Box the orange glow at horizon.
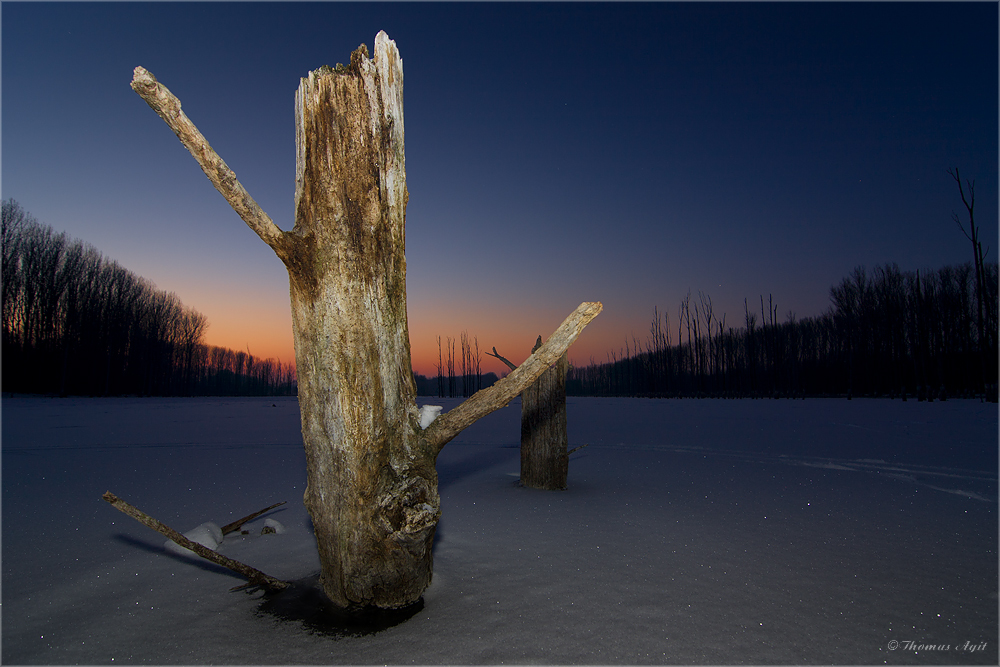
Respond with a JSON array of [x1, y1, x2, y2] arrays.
[[183, 289, 297, 369], [202, 324, 614, 377], [407, 328, 616, 379], [197, 301, 622, 381], [201, 324, 296, 367], [406, 302, 621, 379]]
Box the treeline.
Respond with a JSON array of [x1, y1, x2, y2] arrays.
[[2, 199, 295, 396], [413, 372, 499, 397], [568, 262, 998, 401], [181, 345, 297, 397], [426, 331, 500, 397]]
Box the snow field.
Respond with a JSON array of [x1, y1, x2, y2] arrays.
[[2, 395, 996, 664]]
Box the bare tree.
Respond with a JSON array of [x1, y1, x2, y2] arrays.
[[0, 203, 222, 396], [699, 291, 714, 391], [435, 335, 444, 398], [474, 335, 482, 392], [130, 32, 600, 610], [447, 336, 456, 398], [177, 307, 208, 394], [742, 298, 758, 396], [949, 168, 992, 400]]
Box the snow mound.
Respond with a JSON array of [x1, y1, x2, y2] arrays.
[[164, 521, 223, 557], [418, 405, 442, 429], [263, 518, 285, 534]]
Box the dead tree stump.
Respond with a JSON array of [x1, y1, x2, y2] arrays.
[[520, 338, 569, 490], [131, 31, 601, 610], [489, 338, 570, 490]]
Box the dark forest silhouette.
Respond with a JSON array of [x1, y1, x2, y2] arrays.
[[2, 200, 295, 396], [567, 261, 998, 400], [5, 200, 997, 402], [413, 371, 499, 398]]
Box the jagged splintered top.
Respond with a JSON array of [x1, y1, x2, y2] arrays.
[[317, 41, 370, 75], [293, 31, 406, 233], [303, 31, 400, 85]]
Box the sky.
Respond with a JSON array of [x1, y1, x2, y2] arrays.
[[3, 2, 997, 377]]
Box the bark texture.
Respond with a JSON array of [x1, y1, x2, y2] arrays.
[[520, 344, 569, 490], [288, 35, 436, 610], [131, 31, 601, 610]]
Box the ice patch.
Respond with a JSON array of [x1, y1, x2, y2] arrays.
[[164, 521, 223, 557], [800, 461, 856, 471], [925, 486, 995, 502]]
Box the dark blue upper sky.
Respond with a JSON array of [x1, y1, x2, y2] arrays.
[[3, 2, 997, 373]]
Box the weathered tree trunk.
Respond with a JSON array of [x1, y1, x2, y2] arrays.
[[131, 31, 600, 611], [288, 38, 434, 611], [520, 341, 569, 490]]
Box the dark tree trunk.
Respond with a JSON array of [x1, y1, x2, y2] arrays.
[[520, 343, 569, 490]]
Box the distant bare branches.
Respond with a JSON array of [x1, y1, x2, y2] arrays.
[[423, 302, 602, 453], [486, 346, 516, 371], [949, 167, 993, 400], [569, 261, 997, 400]]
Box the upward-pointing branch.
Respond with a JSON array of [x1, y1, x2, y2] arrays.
[[486, 346, 517, 371], [131, 67, 291, 261]]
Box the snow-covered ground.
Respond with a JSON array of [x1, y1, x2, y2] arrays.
[[2, 395, 997, 665]]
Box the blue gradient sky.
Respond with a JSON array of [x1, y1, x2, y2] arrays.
[[3, 2, 997, 376]]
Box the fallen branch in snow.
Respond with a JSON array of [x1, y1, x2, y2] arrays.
[[220, 501, 287, 535], [567, 444, 589, 455], [102, 491, 289, 592]]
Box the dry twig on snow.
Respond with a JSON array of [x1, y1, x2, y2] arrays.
[[102, 491, 289, 592], [221, 501, 287, 535]]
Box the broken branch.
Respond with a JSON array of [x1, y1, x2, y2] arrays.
[[485, 346, 516, 371], [424, 301, 602, 454], [102, 491, 288, 592], [221, 501, 287, 535]]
